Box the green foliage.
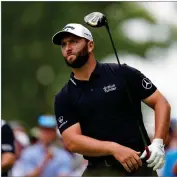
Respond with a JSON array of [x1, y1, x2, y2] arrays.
[[1, 2, 175, 128]]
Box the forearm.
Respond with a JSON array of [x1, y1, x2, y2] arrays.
[[154, 99, 171, 141], [65, 134, 117, 156], [25, 167, 43, 177], [2, 153, 16, 172]]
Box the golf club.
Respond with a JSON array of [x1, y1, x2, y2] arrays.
[[84, 12, 151, 159]]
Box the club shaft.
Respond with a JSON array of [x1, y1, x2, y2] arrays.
[[105, 21, 149, 153], [138, 121, 148, 146], [105, 24, 121, 65]]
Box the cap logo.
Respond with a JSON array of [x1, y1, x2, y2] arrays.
[[63, 26, 75, 31], [84, 33, 91, 38]]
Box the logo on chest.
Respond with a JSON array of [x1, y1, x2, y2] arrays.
[[103, 84, 117, 93]]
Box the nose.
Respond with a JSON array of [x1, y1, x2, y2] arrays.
[[65, 43, 72, 53]]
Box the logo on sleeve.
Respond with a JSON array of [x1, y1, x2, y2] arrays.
[[58, 116, 64, 123], [142, 78, 152, 89], [58, 116, 68, 129]]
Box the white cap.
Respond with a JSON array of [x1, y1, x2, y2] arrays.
[[52, 23, 93, 45]]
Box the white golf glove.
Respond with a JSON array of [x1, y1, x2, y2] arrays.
[[140, 138, 165, 171]]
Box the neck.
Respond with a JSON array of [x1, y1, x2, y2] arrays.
[[72, 54, 96, 80]]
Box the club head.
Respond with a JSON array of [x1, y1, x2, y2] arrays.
[[84, 12, 107, 27]]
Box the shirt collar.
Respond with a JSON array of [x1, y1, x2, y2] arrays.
[[90, 61, 102, 77], [69, 61, 102, 86]]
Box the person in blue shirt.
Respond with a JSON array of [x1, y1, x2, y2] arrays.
[[162, 119, 177, 177], [14, 115, 73, 177], [162, 148, 177, 176], [173, 160, 177, 176]]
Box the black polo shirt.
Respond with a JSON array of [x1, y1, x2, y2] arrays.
[[54, 62, 157, 161], [1, 120, 15, 176]]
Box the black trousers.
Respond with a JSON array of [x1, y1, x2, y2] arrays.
[[82, 163, 158, 176]]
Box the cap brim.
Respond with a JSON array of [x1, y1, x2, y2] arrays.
[[38, 115, 56, 128], [52, 31, 80, 45]]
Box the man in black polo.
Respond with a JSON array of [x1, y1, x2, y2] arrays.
[[52, 23, 171, 176], [1, 119, 16, 176]]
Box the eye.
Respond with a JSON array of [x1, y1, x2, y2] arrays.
[[61, 42, 66, 48], [71, 39, 77, 44]]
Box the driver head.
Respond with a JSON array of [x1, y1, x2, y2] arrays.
[[84, 12, 107, 27]]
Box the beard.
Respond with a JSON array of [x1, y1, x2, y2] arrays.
[[64, 44, 89, 69]]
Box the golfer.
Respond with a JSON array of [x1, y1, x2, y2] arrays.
[[52, 23, 171, 176]]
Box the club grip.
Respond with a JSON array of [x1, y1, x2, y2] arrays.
[[145, 146, 151, 159]]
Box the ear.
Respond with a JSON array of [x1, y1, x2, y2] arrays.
[[88, 41, 94, 53]]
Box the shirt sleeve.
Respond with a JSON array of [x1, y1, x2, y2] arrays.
[[121, 64, 157, 100], [54, 89, 79, 134], [1, 123, 15, 154]]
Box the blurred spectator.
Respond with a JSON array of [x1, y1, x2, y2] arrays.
[[165, 118, 177, 150], [13, 115, 73, 177], [162, 148, 177, 176], [56, 129, 87, 176], [9, 121, 30, 159], [10, 122, 30, 177], [173, 160, 177, 176], [69, 153, 88, 177], [161, 118, 177, 176], [1, 119, 16, 176]]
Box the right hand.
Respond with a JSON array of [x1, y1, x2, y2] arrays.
[[35, 148, 53, 176], [111, 144, 142, 172], [43, 149, 53, 164]]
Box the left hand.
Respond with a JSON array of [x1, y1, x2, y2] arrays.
[[140, 139, 165, 171]]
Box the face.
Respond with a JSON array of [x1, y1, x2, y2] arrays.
[[61, 34, 93, 68], [39, 127, 57, 145]]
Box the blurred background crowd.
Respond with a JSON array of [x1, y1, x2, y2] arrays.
[[2, 115, 88, 177], [1, 1, 177, 177]]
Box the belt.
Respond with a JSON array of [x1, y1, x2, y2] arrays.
[[88, 159, 125, 170]]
